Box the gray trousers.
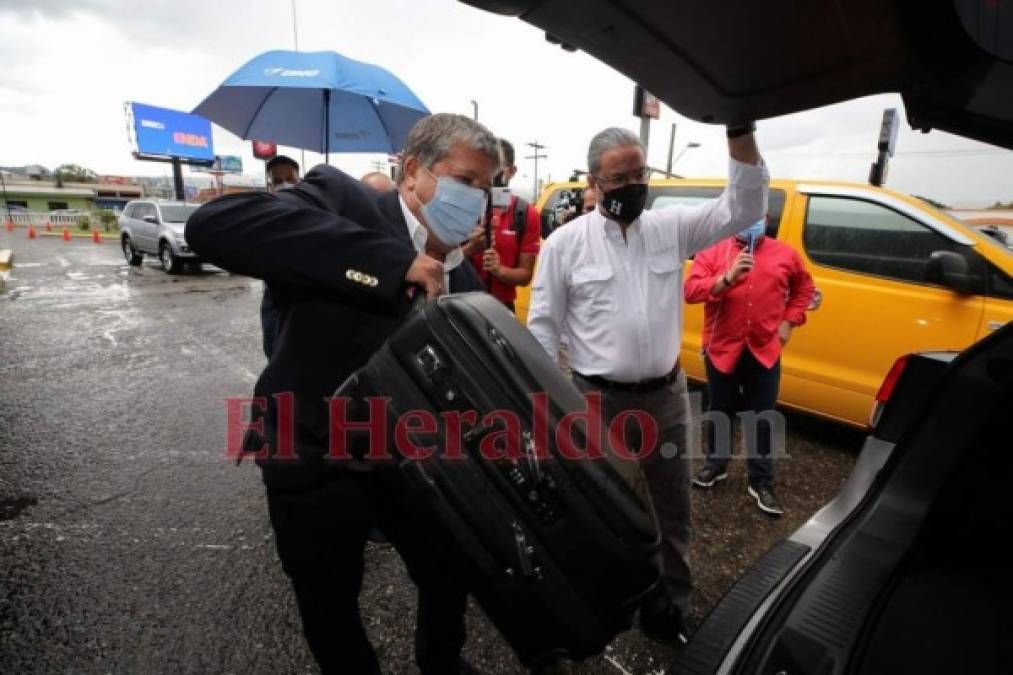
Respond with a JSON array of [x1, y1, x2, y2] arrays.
[[573, 371, 693, 614]]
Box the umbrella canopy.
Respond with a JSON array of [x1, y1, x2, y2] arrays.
[[193, 50, 430, 157]]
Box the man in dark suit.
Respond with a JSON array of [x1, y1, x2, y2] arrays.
[[186, 113, 499, 675]]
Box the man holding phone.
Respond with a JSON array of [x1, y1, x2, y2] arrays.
[[684, 216, 815, 515], [464, 138, 541, 311]]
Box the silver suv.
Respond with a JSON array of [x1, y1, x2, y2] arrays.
[[119, 200, 201, 273]]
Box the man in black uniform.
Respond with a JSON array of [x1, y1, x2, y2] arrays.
[[186, 113, 500, 674]]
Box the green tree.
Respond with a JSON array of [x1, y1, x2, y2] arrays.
[[52, 164, 98, 184]]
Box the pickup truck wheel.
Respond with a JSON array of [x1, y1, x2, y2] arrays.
[[122, 237, 142, 266], [160, 242, 182, 274]]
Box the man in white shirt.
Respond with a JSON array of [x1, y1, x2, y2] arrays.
[[527, 124, 769, 643]]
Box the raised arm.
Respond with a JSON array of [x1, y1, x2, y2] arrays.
[[728, 127, 762, 167], [666, 128, 770, 259]]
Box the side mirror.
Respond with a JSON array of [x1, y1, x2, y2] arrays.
[[143, 215, 157, 224], [925, 250, 971, 294]]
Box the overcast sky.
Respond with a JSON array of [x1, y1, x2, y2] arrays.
[[2, 0, 1012, 207]]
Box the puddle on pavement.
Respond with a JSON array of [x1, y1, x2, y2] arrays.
[[0, 496, 38, 522]]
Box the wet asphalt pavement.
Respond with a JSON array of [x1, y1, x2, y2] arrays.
[[0, 231, 859, 674]]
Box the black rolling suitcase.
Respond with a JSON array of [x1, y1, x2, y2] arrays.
[[335, 292, 661, 665]]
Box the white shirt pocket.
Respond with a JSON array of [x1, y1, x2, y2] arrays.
[[571, 264, 617, 318], [647, 251, 683, 308]]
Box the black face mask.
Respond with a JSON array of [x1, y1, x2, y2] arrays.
[[493, 171, 507, 188], [600, 183, 648, 222]]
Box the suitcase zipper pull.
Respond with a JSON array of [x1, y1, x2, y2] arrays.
[[522, 430, 542, 482], [511, 521, 539, 578]]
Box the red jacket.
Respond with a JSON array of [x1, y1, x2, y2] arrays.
[[470, 196, 540, 306], [684, 236, 815, 373]]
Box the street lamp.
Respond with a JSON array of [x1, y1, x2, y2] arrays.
[[672, 142, 701, 167]]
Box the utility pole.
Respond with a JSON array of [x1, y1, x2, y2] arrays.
[[470, 100, 478, 121], [525, 141, 547, 201], [665, 123, 677, 175], [292, 0, 305, 173], [0, 168, 10, 224]]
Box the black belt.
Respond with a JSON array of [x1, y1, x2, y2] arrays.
[[575, 362, 681, 394]]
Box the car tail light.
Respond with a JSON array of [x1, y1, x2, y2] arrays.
[[868, 355, 911, 429]]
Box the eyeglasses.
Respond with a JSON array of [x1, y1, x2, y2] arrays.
[[592, 166, 649, 189]]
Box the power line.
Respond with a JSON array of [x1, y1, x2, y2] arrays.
[[764, 148, 1010, 159]]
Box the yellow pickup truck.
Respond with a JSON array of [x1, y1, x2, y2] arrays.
[[519, 178, 1013, 428]]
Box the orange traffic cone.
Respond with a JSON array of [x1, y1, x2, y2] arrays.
[[28, 224, 37, 239], [92, 229, 101, 244], [5, 220, 13, 232], [62, 227, 71, 242], [45, 221, 53, 232]]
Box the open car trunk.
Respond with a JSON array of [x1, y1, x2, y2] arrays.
[[670, 324, 1013, 674], [461, 0, 1013, 149]]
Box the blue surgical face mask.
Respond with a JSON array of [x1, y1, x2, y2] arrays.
[[419, 169, 488, 247], [735, 219, 766, 250]]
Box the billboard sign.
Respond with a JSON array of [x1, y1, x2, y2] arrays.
[[252, 140, 277, 160], [127, 102, 215, 161], [212, 155, 243, 174]]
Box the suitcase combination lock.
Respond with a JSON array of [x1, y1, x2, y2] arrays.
[[415, 344, 444, 377]]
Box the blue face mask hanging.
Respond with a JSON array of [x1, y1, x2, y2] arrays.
[[419, 169, 488, 247], [735, 219, 766, 253]]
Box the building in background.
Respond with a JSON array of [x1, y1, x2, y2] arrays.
[[0, 181, 95, 212], [95, 176, 143, 211], [1, 166, 266, 212]]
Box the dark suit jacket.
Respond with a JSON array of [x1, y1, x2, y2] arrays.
[[187, 165, 483, 490]]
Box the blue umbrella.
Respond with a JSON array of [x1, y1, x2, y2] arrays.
[[193, 50, 430, 160]]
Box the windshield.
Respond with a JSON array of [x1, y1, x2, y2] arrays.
[[920, 201, 1013, 256], [159, 205, 198, 223], [976, 226, 1013, 254]]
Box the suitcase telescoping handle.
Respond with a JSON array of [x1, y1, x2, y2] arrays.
[[404, 283, 429, 316]]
